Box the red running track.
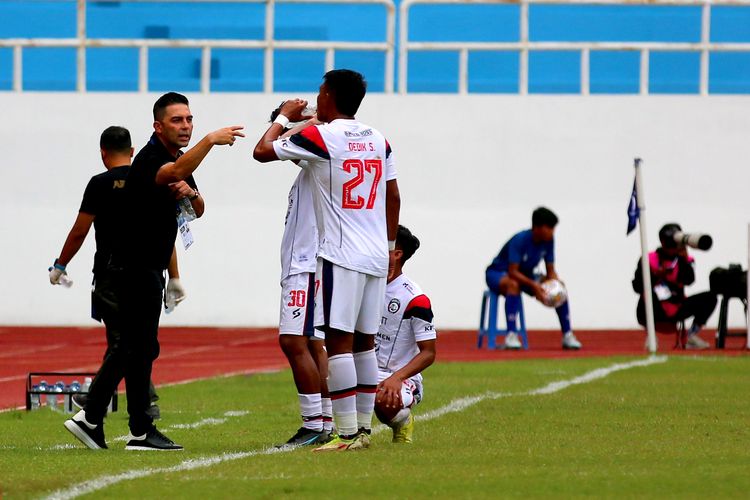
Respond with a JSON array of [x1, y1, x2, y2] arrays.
[[0, 326, 746, 410]]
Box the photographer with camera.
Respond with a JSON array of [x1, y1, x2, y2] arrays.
[[632, 223, 717, 349]]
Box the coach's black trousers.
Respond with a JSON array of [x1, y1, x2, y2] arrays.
[[637, 291, 718, 327], [91, 275, 160, 404], [85, 267, 164, 435]]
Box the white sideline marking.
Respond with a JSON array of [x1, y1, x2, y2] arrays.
[[47, 411, 252, 449], [406, 356, 668, 426], [223, 410, 250, 417], [111, 411, 251, 442], [43, 356, 667, 500]]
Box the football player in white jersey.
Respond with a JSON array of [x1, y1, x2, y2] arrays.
[[269, 107, 333, 448], [254, 70, 401, 451], [375, 225, 436, 444]]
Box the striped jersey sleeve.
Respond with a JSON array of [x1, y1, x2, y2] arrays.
[[273, 125, 330, 162], [404, 294, 436, 342]]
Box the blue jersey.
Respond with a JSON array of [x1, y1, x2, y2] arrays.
[[487, 229, 555, 276]]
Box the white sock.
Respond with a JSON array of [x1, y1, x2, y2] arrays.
[[353, 348, 377, 431], [298, 393, 323, 432], [389, 408, 410, 428], [321, 397, 333, 432], [327, 353, 358, 437]]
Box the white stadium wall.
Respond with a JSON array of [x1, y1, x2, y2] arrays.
[[1, 93, 748, 330]]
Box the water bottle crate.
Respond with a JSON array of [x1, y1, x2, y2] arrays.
[[25, 371, 118, 413]]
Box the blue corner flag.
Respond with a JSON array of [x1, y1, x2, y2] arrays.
[[626, 179, 639, 235]]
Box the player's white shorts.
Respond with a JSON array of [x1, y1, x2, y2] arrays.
[[315, 258, 386, 335], [378, 370, 423, 409], [279, 272, 323, 339]]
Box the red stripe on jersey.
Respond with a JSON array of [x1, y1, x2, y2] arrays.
[[406, 294, 431, 311], [300, 126, 328, 154], [330, 389, 356, 400]]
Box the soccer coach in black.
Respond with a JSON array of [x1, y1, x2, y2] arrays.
[[64, 93, 244, 451]]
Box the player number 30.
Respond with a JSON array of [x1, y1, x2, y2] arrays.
[[288, 290, 307, 307]]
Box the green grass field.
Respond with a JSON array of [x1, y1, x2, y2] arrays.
[[2, 355, 749, 499]]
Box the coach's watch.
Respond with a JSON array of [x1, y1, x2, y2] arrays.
[[189, 189, 199, 201]]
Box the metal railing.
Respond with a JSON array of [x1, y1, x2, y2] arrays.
[[4, 0, 750, 94], [0, 0, 395, 93], [399, 0, 750, 95]]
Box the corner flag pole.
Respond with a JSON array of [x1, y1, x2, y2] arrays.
[[635, 158, 657, 353], [746, 223, 750, 349]]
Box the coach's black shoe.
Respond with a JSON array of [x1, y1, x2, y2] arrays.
[[125, 427, 183, 451], [275, 427, 326, 448], [71, 393, 87, 410], [64, 410, 107, 450]]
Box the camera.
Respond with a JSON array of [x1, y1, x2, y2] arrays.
[[672, 231, 712, 250], [659, 223, 712, 251], [710, 264, 746, 298]]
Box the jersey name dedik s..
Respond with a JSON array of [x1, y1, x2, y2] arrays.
[[272, 119, 397, 278]]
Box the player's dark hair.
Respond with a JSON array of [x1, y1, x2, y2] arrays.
[[269, 101, 285, 122], [396, 225, 420, 264], [99, 126, 131, 153], [659, 222, 682, 249], [323, 69, 366, 117], [153, 92, 189, 121], [532, 207, 558, 228], [269, 101, 292, 133]]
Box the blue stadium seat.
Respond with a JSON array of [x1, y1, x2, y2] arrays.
[[478, 289, 528, 350]]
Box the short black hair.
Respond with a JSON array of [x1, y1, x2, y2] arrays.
[[323, 69, 366, 117], [269, 102, 284, 123], [532, 207, 558, 228], [153, 92, 189, 121], [396, 225, 420, 264], [659, 222, 682, 248], [99, 126, 131, 153], [269, 101, 292, 133]]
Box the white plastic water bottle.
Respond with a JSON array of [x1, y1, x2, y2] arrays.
[[178, 197, 197, 222], [47, 391, 58, 411], [30, 384, 40, 410], [49, 381, 64, 411], [302, 105, 317, 118], [39, 380, 55, 409], [82, 377, 92, 393]]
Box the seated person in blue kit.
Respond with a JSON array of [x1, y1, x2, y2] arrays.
[[485, 207, 582, 350]]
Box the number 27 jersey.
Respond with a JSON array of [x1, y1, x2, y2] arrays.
[[273, 119, 397, 278]]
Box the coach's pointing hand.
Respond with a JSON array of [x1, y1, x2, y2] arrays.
[[209, 126, 245, 146]]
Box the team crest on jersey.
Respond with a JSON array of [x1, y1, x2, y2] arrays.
[[388, 298, 400, 314]]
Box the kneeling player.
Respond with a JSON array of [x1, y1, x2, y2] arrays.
[[375, 225, 436, 443]]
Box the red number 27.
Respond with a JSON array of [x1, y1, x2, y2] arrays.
[[341, 159, 382, 209]]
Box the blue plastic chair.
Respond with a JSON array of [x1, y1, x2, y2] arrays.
[[478, 290, 528, 349]]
